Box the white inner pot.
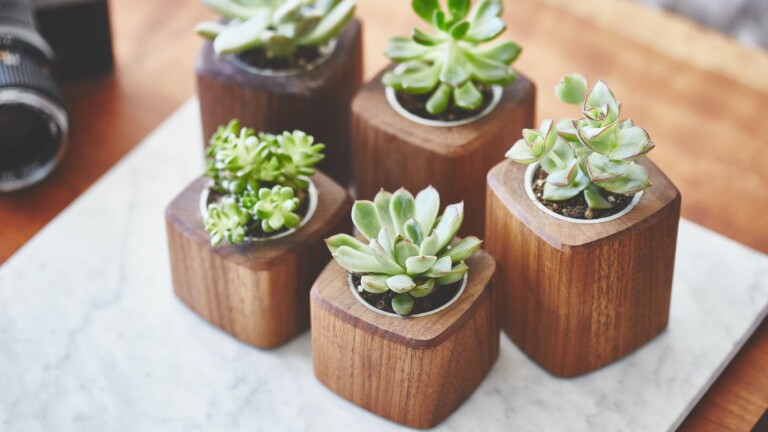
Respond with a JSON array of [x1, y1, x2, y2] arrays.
[[347, 272, 468, 318], [199, 177, 318, 242], [227, 39, 338, 77], [385, 64, 503, 127], [524, 162, 643, 224]]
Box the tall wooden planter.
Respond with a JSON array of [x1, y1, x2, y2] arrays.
[[351, 69, 535, 237], [485, 158, 681, 377], [166, 171, 352, 348], [196, 20, 363, 186], [310, 249, 499, 429]]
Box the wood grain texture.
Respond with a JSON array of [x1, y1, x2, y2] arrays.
[[485, 158, 681, 377], [351, 69, 535, 238], [0, 0, 765, 428], [310, 250, 498, 428], [196, 20, 363, 185], [166, 171, 351, 348]]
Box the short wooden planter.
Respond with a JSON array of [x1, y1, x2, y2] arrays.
[[165, 171, 352, 349], [196, 20, 363, 186], [351, 69, 535, 237], [310, 249, 498, 429], [485, 158, 681, 377]]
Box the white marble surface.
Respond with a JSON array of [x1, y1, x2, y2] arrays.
[[1, 100, 768, 432]]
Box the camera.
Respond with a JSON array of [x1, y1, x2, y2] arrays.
[[0, 0, 112, 192]]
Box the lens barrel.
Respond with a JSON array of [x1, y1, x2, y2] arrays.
[[0, 0, 68, 192]]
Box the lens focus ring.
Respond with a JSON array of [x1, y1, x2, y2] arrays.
[[0, 45, 63, 103]]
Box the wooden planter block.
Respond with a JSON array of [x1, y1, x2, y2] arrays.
[[485, 159, 681, 377], [310, 250, 499, 429], [351, 69, 535, 237], [196, 20, 363, 186], [165, 171, 352, 349]]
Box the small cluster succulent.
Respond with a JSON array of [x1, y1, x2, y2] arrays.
[[506, 74, 655, 217], [383, 0, 521, 115], [196, 0, 355, 58], [326, 186, 482, 316], [203, 120, 324, 246]]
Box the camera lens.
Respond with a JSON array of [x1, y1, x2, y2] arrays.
[[0, 0, 69, 192]]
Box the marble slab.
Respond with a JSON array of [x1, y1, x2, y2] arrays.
[[1, 101, 767, 432]]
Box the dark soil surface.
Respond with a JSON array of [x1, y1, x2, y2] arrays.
[[532, 166, 635, 220], [353, 274, 463, 316], [207, 185, 309, 239], [394, 85, 495, 123], [234, 46, 323, 71]]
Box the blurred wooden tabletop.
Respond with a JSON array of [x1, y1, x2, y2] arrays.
[[0, 0, 766, 429]]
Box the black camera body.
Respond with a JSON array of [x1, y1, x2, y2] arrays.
[[0, 0, 112, 192], [34, 0, 113, 80]]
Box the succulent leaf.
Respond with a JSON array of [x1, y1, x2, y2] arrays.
[[299, 0, 355, 46], [196, 21, 227, 40], [434, 202, 464, 252], [387, 274, 416, 293], [213, 11, 272, 54], [414, 185, 440, 234], [583, 184, 613, 209], [406, 255, 438, 275], [419, 232, 440, 257], [334, 246, 387, 274], [441, 236, 482, 263], [370, 238, 406, 274], [454, 81, 483, 110], [394, 239, 420, 268], [409, 278, 435, 298], [360, 275, 389, 293], [352, 200, 382, 240], [424, 256, 453, 277], [586, 153, 630, 182], [593, 163, 652, 194], [426, 83, 453, 115], [554, 73, 587, 105], [374, 190, 396, 237], [412, 0, 440, 24], [474, 40, 521, 64], [611, 126, 654, 161], [390, 188, 417, 237], [392, 293, 415, 315], [326, 233, 369, 254], [435, 262, 468, 285], [542, 167, 590, 201], [546, 159, 580, 187]]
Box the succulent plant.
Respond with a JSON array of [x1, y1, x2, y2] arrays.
[[326, 186, 482, 316], [204, 197, 250, 247], [241, 185, 302, 233], [206, 120, 324, 194], [203, 120, 323, 246], [196, 0, 356, 58], [506, 74, 654, 217], [382, 0, 521, 115]]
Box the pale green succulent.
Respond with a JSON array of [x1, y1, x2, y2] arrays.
[[506, 74, 654, 216], [206, 120, 324, 194], [326, 186, 482, 316], [203, 120, 323, 246], [204, 197, 250, 247], [196, 0, 356, 58], [242, 185, 302, 233], [382, 0, 521, 115]]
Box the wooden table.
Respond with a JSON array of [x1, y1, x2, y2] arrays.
[[1, 0, 765, 429]]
